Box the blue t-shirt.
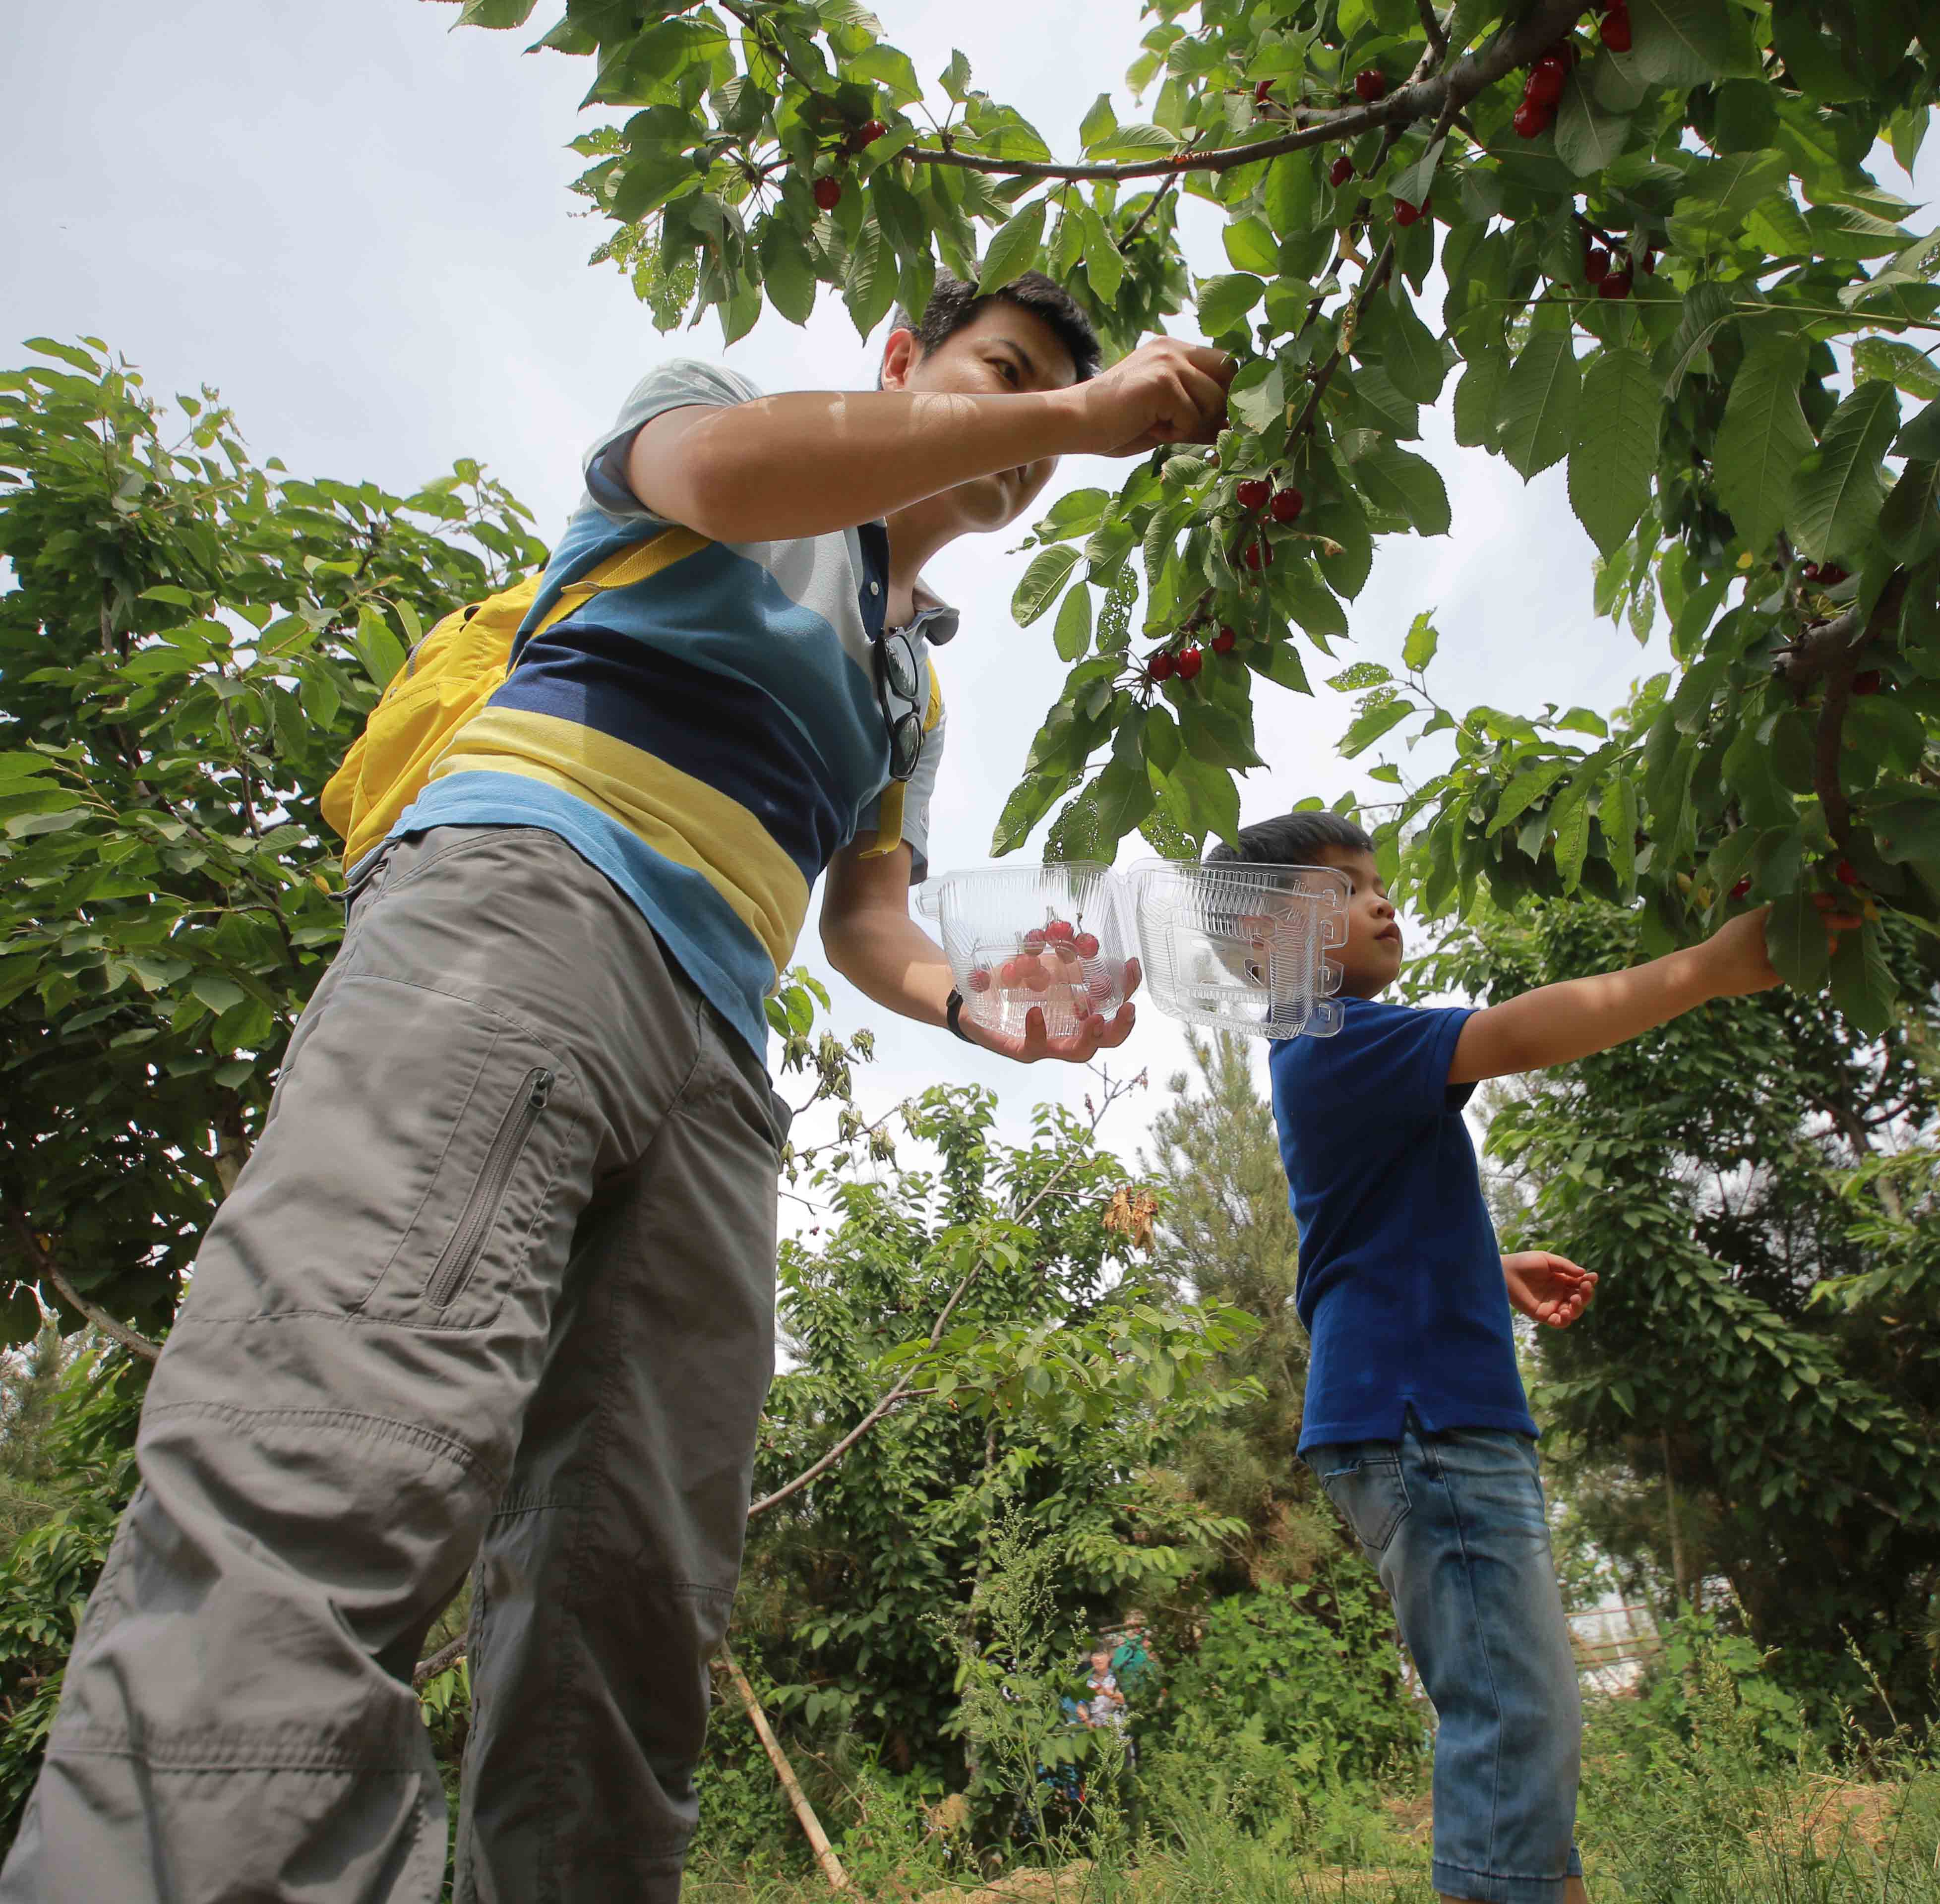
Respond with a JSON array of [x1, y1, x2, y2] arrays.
[[1269, 994, 1536, 1451]]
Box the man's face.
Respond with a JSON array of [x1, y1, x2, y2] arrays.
[[1319, 848, 1403, 998], [881, 304, 1078, 532]]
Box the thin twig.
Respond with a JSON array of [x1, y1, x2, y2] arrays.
[[1416, 0, 1450, 60], [7, 1211, 162, 1363]]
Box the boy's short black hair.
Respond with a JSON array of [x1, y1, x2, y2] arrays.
[[1206, 809, 1374, 868], [890, 271, 1101, 383]]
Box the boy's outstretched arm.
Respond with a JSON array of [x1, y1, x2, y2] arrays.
[[1448, 908, 1780, 1085]]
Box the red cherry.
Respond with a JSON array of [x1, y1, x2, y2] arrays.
[[966, 966, 993, 993], [1243, 539, 1269, 572], [1074, 932, 1101, 959], [1270, 486, 1305, 523], [1513, 100, 1552, 138], [813, 177, 843, 212], [1642, 248, 1657, 275], [1023, 962, 1051, 993], [1354, 68, 1387, 102], [1212, 625, 1237, 655], [1598, 269, 1633, 300], [1852, 670, 1881, 697], [1148, 651, 1177, 684], [999, 958, 1022, 987], [1177, 645, 1205, 681], [1022, 926, 1046, 950], [1045, 920, 1076, 944], [1394, 197, 1421, 227], [1836, 860, 1862, 888], [1584, 246, 1610, 284], [1802, 562, 1822, 582], [1527, 54, 1568, 105], [1600, 7, 1632, 51], [1254, 79, 1274, 104], [1329, 155, 1355, 188], [859, 119, 888, 145], [1819, 564, 1849, 585], [1730, 878, 1752, 901], [1236, 477, 1272, 511]]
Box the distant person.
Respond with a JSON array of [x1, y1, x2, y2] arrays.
[[2, 282, 1235, 1904], [1231, 807, 1783, 1904], [1085, 1644, 1131, 1755], [1109, 1610, 1158, 1701]]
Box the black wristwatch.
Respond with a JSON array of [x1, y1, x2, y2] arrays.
[[945, 989, 975, 1043]]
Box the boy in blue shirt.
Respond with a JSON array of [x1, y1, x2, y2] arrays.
[[1222, 808, 1781, 1904]]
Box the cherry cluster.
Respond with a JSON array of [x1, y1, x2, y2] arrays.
[[810, 118, 889, 212], [1514, 8, 1629, 140], [965, 916, 1114, 1011], [1802, 562, 1850, 586]]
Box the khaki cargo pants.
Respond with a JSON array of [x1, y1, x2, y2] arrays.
[[1, 827, 786, 1904]]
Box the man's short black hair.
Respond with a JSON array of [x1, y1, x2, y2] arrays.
[[1206, 809, 1374, 868], [890, 271, 1101, 383]]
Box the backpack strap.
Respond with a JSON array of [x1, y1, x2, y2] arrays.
[[527, 526, 712, 643]]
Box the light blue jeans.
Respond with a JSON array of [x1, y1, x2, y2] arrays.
[[1307, 1419, 1583, 1903]]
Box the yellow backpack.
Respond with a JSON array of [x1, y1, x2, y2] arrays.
[[321, 539, 673, 873], [320, 530, 941, 876]]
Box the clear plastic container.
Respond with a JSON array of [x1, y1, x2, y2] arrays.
[[1128, 860, 1349, 1040], [916, 862, 1132, 1040]]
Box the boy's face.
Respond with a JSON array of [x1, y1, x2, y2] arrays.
[[879, 305, 1078, 533], [1319, 848, 1403, 998], [1091, 1649, 1110, 1669]]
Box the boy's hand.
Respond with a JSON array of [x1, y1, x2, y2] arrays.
[[1065, 339, 1236, 458], [1502, 1251, 1597, 1329], [1695, 906, 1782, 999]]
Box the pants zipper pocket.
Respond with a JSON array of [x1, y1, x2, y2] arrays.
[[424, 1067, 554, 1308]]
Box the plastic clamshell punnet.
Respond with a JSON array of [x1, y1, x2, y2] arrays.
[[916, 862, 1130, 1041], [1129, 860, 1349, 1040]]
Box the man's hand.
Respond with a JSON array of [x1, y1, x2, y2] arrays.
[[1693, 905, 1782, 999], [1064, 339, 1237, 458], [1502, 1251, 1597, 1329], [966, 960, 1143, 1065]]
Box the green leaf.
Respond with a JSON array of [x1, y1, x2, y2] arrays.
[[1354, 442, 1451, 536], [1079, 203, 1127, 307], [1197, 274, 1266, 340], [1228, 358, 1285, 433], [1452, 351, 1506, 451], [978, 197, 1047, 295], [1895, 399, 1940, 463], [1787, 379, 1899, 567], [1854, 337, 1940, 402], [1498, 328, 1580, 481], [1488, 759, 1571, 835], [1402, 611, 1439, 672], [1568, 349, 1661, 556], [1222, 217, 1280, 278], [1339, 696, 1415, 759], [1600, 777, 1638, 893], [992, 768, 1079, 854], [759, 219, 817, 325], [1360, 294, 1446, 405], [353, 606, 407, 689], [939, 49, 972, 101], [456, 0, 536, 24], [1052, 584, 1092, 662], [1554, 66, 1630, 177], [1079, 93, 1118, 152], [1830, 920, 1897, 1036], [1628, 0, 1728, 86], [1264, 151, 1317, 240], [843, 216, 898, 338], [1880, 461, 1940, 563], [1764, 892, 1830, 992], [1013, 545, 1084, 625], [1082, 122, 1178, 163], [1711, 336, 1812, 556], [1552, 783, 1593, 891]]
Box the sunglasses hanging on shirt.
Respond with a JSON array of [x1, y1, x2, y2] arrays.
[[872, 625, 925, 783]]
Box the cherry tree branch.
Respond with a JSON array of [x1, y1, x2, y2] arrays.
[[7, 1210, 162, 1363], [894, 0, 1578, 184]]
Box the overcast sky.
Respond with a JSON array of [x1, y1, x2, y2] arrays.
[[4, 2, 1933, 1191]]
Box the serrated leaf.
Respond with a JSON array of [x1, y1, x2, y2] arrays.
[[1402, 611, 1439, 672], [1360, 294, 1446, 404], [1600, 777, 1637, 893], [992, 767, 1078, 854], [1339, 697, 1415, 759], [1264, 150, 1316, 239], [1787, 379, 1899, 566], [1629, 0, 1728, 86], [939, 49, 972, 101], [1830, 919, 1899, 1036], [1197, 274, 1265, 340], [456, 0, 537, 25], [1222, 217, 1280, 277], [1764, 891, 1830, 991], [1079, 203, 1126, 307], [1568, 348, 1661, 556], [1453, 351, 1506, 450], [1052, 584, 1092, 662], [1555, 67, 1630, 177], [1353, 442, 1451, 536], [843, 217, 897, 338], [1853, 337, 1940, 401], [1488, 760, 1571, 835], [1083, 122, 1179, 162], [1895, 399, 1940, 463], [978, 198, 1047, 295], [1227, 357, 1285, 433], [1711, 336, 1812, 556], [1880, 460, 1940, 562], [1013, 544, 1083, 624], [1552, 783, 1593, 890], [1080, 93, 1118, 152], [1498, 328, 1580, 481]]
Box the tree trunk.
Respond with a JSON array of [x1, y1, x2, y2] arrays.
[[1662, 1426, 1693, 1611]]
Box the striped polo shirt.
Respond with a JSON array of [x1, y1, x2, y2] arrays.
[[394, 359, 951, 1058]]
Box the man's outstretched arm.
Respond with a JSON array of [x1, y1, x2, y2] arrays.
[[625, 337, 1234, 543], [819, 840, 1138, 1066]]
